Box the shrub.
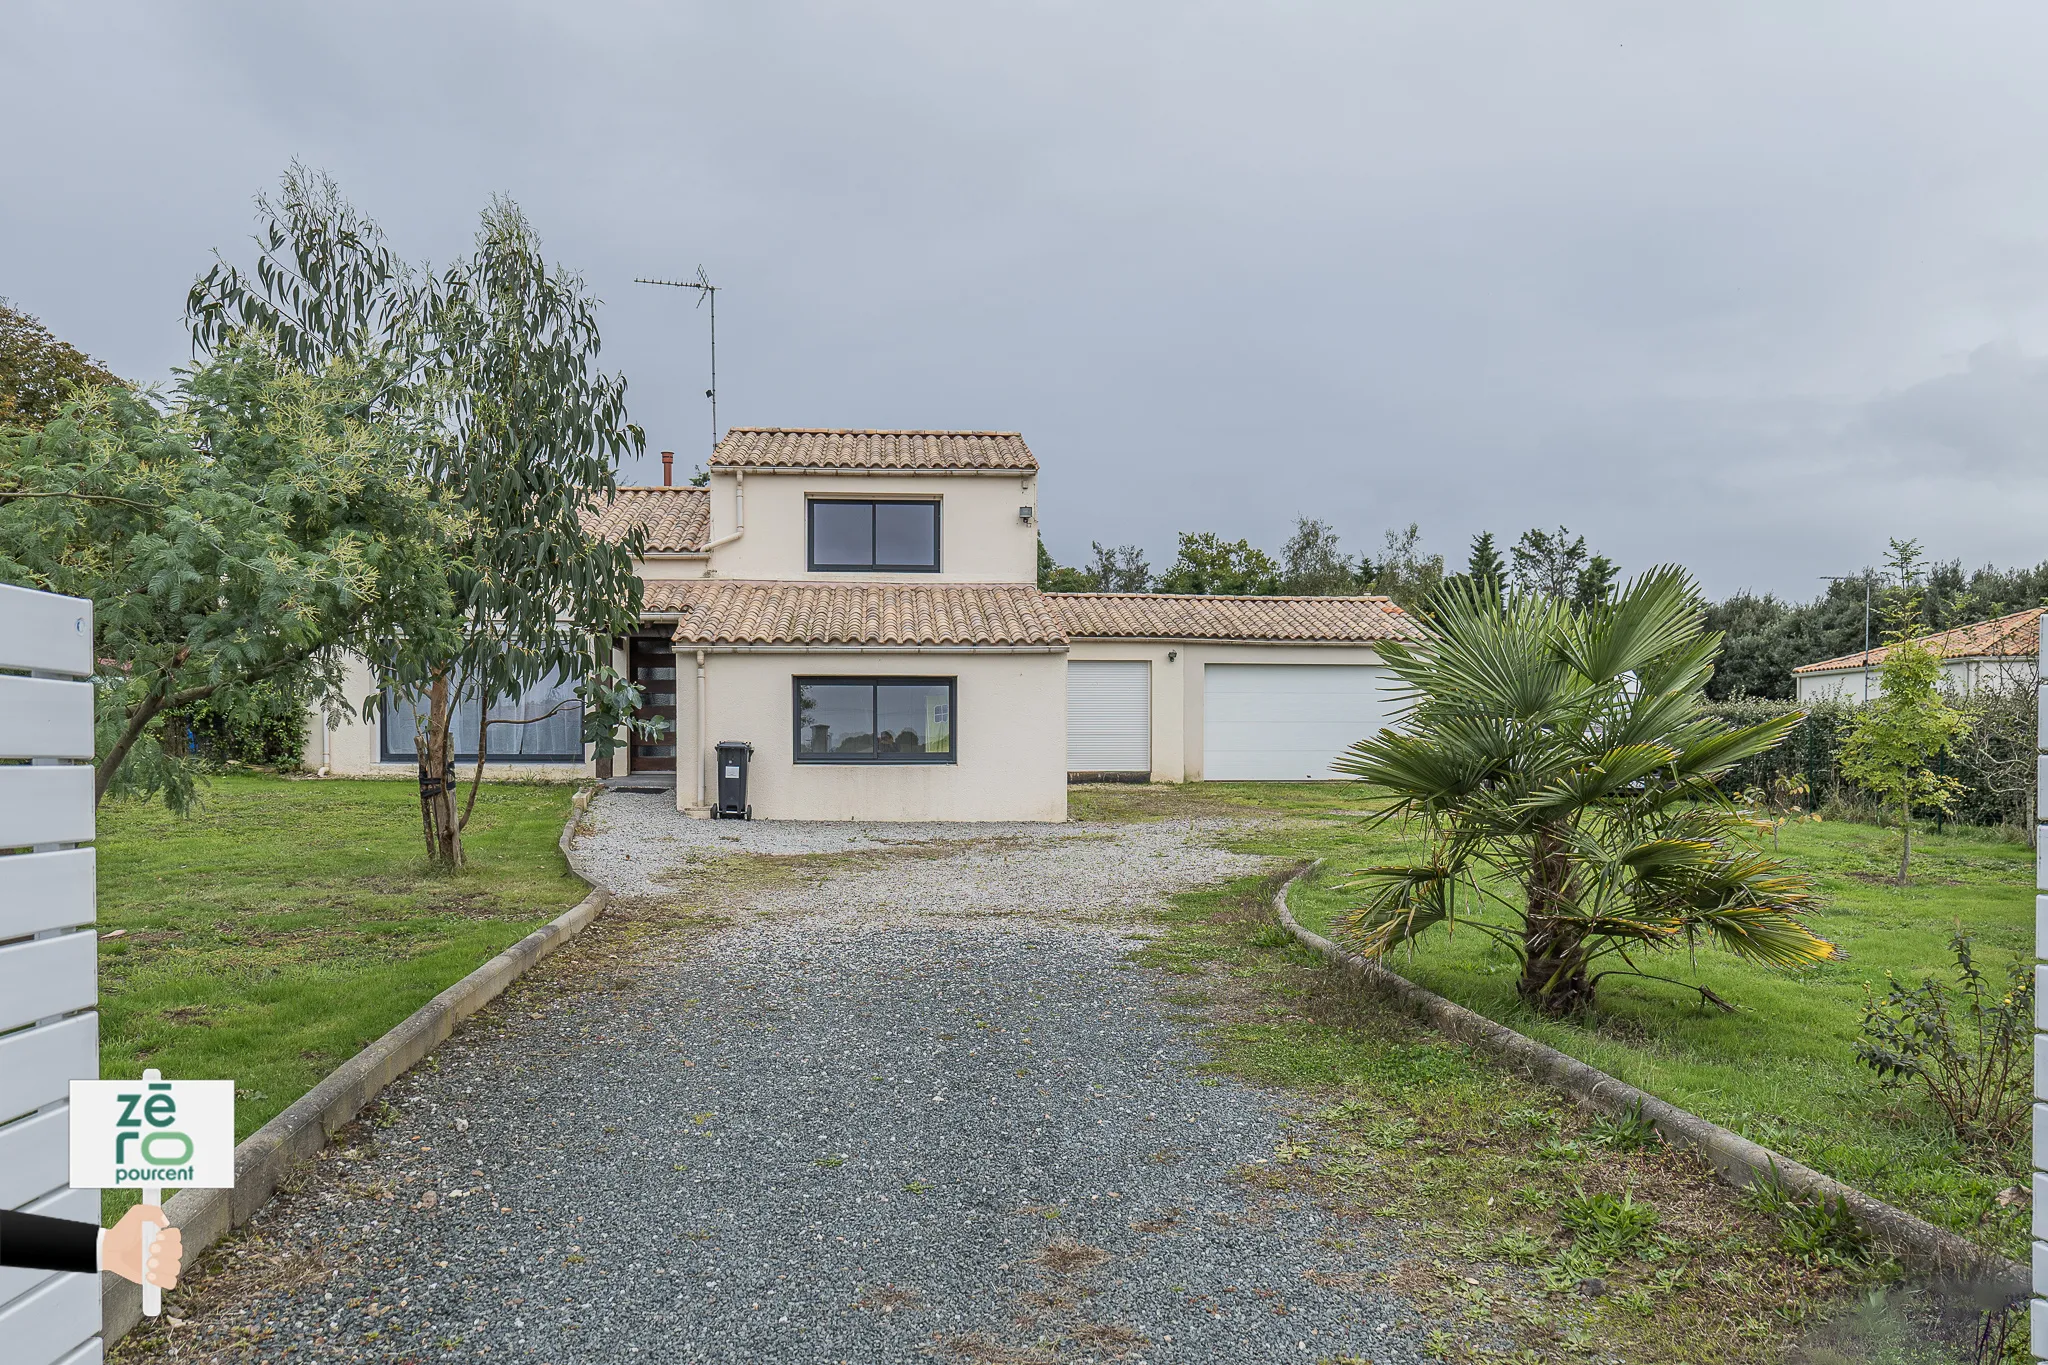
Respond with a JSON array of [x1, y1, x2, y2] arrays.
[[177, 679, 310, 769], [1855, 933, 2033, 1156]]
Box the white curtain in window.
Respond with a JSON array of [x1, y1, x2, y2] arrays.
[[384, 670, 584, 761]]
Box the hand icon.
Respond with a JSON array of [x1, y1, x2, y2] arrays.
[[103, 1205, 182, 1290]]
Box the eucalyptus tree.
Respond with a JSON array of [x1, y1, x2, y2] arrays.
[[190, 167, 651, 866], [1333, 568, 1835, 1016]]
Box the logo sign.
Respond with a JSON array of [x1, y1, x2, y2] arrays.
[[69, 1078, 235, 1190]]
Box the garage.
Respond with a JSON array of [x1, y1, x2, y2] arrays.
[[1067, 660, 1150, 777], [1202, 663, 1392, 781]]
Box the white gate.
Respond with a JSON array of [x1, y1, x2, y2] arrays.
[[2035, 627, 2047, 1358], [0, 584, 102, 1364]]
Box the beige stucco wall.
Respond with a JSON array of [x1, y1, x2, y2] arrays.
[[701, 470, 1038, 583], [1065, 640, 1394, 781], [672, 647, 1067, 821], [303, 652, 597, 781]]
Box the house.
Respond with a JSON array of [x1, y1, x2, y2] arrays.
[[307, 429, 1424, 820], [1790, 606, 2042, 704]]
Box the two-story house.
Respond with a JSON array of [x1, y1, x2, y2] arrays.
[[307, 428, 1425, 821]]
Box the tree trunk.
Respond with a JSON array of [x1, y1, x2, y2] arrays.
[[418, 669, 464, 868], [1520, 918, 1595, 1016], [1519, 826, 1592, 1014], [1896, 797, 1911, 886]]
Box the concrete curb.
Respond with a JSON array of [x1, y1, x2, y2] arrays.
[[1270, 864, 2029, 1303], [102, 802, 610, 1343]]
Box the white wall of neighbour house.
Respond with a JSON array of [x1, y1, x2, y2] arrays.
[[1064, 641, 1395, 782], [702, 470, 1038, 583], [0, 585, 103, 1365], [674, 648, 1067, 821], [1796, 656, 2035, 705]]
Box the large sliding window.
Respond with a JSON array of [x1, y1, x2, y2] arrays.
[[808, 499, 940, 572], [381, 670, 585, 764], [794, 677, 954, 763]]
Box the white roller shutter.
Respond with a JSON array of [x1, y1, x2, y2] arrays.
[[1067, 660, 1151, 774], [1202, 663, 1392, 781]]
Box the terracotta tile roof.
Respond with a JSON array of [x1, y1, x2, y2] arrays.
[[709, 428, 1037, 472], [1052, 592, 1425, 643], [647, 580, 1068, 646], [581, 487, 710, 554], [1792, 607, 2043, 674]]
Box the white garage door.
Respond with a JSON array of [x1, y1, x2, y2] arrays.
[[1203, 663, 1392, 781], [1067, 660, 1150, 774]]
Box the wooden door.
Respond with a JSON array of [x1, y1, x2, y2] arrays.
[[629, 638, 679, 772]]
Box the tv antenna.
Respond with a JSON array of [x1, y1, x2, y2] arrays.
[[635, 267, 719, 460]]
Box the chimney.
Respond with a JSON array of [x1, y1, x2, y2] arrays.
[[661, 451, 674, 487]]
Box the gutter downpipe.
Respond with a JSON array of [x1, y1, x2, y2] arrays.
[[688, 649, 711, 817]]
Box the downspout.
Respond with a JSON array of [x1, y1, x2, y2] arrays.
[[691, 648, 710, 815], [317, 713, 332, 777], [704, 469, 746, 552]]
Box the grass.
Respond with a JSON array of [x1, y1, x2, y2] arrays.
[[1075, 781, 2034, 1264], [1107, 809, 2025, 1361], [1124, 861, 1919, 1363], [95, 772, 585, 1222]]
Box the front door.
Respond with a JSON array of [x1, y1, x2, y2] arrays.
[[630, 638, 679, 772]]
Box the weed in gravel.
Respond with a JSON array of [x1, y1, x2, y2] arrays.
[[1560, 1188, 1661, 1258], [1588, 1100, 1662, 1152], [1033, 1237, 1111, 1273], [934, 1332, 1059, 1364]]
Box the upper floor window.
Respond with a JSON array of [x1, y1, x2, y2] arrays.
[[808, 498, 940, 572]]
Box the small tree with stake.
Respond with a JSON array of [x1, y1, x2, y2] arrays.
[[1333, 568, 1836, 1017], [1835, 612, 1970, 885], [190, 167, 655, 866]]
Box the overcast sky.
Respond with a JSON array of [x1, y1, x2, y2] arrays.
[[8, 2, 2047, 598]]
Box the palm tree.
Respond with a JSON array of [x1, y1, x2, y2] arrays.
[[1332, 567, 1835, 1017]]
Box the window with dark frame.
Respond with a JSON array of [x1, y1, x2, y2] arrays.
[[793, 677, 955, 763], [380, 671, 586, 765], [807, 499, 941, 572]]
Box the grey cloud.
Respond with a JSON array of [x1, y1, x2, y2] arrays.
[[6, 1, 2048, 596]]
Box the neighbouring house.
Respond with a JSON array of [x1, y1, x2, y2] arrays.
[[1790, 606, 2043, 704], [306, 429, 1424, 820]]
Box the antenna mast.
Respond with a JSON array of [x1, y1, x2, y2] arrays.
[[635, 267, 719, 461]]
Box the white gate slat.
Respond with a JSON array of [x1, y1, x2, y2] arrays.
[[0, 934, 96, 1034], [0, 1014, 97, 1126], [0, 848, 96, 942], [0, 677, 94, 760], [0, 766, 94, 847], [0, 1108, 72, 1210], [0, 1272, 100, 1363], [52, 1339, 104, 1365], [0, 1188, 99, 1318], [0, 584, 92, 676]]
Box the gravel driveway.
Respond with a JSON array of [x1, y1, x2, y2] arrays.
[[163, 795, 1437, 1364]]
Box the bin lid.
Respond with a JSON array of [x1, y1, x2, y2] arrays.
[[715, 740, 754, 754]]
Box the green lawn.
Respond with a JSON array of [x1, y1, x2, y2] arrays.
[[95, 773, 584, 1221], [1077, 781, 2035, 1261]]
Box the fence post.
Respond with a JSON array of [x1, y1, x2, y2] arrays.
[[2034, 622, 2047, 1360], [0, 583, 101, 1364]]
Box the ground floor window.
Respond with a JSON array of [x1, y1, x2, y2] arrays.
[[794, 677, 954, 763], [381, 670, 585, 764]]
